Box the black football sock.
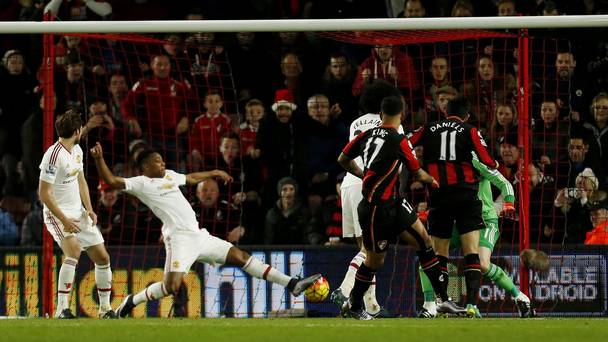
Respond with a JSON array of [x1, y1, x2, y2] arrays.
[[437, 255, 449, 297], [418, 246, 449, 302], [349, 264, 376, 312], [464, 253, 482, 306]]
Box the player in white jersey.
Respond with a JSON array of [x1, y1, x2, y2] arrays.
[[330, 80, 403, 318], [38, 110, 115, 319], [89, 142, 322, 318]]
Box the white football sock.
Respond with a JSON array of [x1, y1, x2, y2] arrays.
[[57, 257, 78, 312], [242, 256, 291, 287], [133, 282, 169, 305], [95, 263, 112, 311], [363, 276, 381, 314], [423, 300, 438, 315], [339, 251, 366, 297]]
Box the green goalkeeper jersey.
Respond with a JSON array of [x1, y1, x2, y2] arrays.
[[472, 154, 515, 221]]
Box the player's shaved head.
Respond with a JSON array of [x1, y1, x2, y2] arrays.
[[381, 96, 403, 117], [359, 80, 400, 114]]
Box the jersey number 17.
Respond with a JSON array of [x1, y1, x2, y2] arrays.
[[363, 137, 385, 168]]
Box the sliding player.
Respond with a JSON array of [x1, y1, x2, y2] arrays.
[[90, 142, 320, 317]]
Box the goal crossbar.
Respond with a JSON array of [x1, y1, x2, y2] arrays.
[[0, 15, 607, 34]]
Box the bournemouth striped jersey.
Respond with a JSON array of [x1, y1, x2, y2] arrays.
[[342, 125, 420, 205], [408, 116, 497, 189]]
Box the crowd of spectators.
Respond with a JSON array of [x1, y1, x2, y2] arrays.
[[1, 0, 608, 247]]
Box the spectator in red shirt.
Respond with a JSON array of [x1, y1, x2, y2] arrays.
[[122, 55, 192, 170], [189, 89, 232, 170], [352, 45, 419, 97], [585, 193, 608, 245], [237, 98, 265, 160]]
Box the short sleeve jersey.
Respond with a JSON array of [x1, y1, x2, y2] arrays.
[[39, 142, 84, 217], [342, 125, 420, 205], [341, 114, 405, 188], [123, 170, 199, 236]]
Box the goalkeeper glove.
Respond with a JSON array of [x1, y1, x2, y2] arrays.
[[500, 201, 516, 219]]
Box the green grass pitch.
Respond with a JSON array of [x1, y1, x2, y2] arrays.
[[0, 318, 605, 342]]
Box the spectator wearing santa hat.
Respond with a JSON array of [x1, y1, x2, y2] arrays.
[[256, 89, 308, 210]]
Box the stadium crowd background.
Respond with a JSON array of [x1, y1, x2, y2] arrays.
[[0, 0, 607, 248]]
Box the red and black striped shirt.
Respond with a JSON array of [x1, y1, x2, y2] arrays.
[[342, 125, 420, 205], [408, 116, 497, 188]]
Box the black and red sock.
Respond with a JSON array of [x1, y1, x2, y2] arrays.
[[464, 253, 482, 305]]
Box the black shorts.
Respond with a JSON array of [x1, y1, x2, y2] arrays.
[[427, 188, 485, 239], [357, 198, 418, 253]]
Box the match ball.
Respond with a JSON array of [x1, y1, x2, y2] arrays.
[[304, 277, 330, 303]]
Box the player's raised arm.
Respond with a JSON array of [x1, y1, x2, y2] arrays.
[[185, 169, 232, 186], [90, 142, 126, 190]]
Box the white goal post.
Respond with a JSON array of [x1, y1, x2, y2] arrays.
[[0, 15, 607, 34]]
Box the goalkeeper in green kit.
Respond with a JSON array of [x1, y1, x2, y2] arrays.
[[417, 154, 532, 318]]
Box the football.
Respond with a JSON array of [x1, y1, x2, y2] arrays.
[[304, 277, 330, 303]]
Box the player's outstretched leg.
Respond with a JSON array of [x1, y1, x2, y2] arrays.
[[484, 262, 531, 317], [229, 247, 321, 296], [116, 281, 169, 318]]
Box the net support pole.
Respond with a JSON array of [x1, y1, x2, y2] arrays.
[[517, 29, 531, 297], [41, 12, 56, 318]]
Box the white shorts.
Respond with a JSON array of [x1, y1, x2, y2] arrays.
[[44, 209, 104, 249], [341, 184, 363, 238], [164, 229, 233, 273]]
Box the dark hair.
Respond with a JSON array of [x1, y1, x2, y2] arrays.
[[136, 149, 159, 169], [381, 96, 403, 117], [359, 80, 401, 114], [447, 96, 470, 119], [329, 51, 348, 61], [55, 110, 83, 138], [205, 88, 222, 99]]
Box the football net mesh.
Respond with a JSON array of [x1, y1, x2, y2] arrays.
[[1, 25, 605, 318]]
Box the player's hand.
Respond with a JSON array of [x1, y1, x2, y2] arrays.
[[62, 218, 81, 233], [89, 142, 104, 160], [213, 170, 233, 185], [87, 210, 98, 226], [500, 202, 516, 219], [430, 178, 440, 189]]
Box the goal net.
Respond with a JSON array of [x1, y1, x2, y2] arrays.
[[0, 17, 606, 318]]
